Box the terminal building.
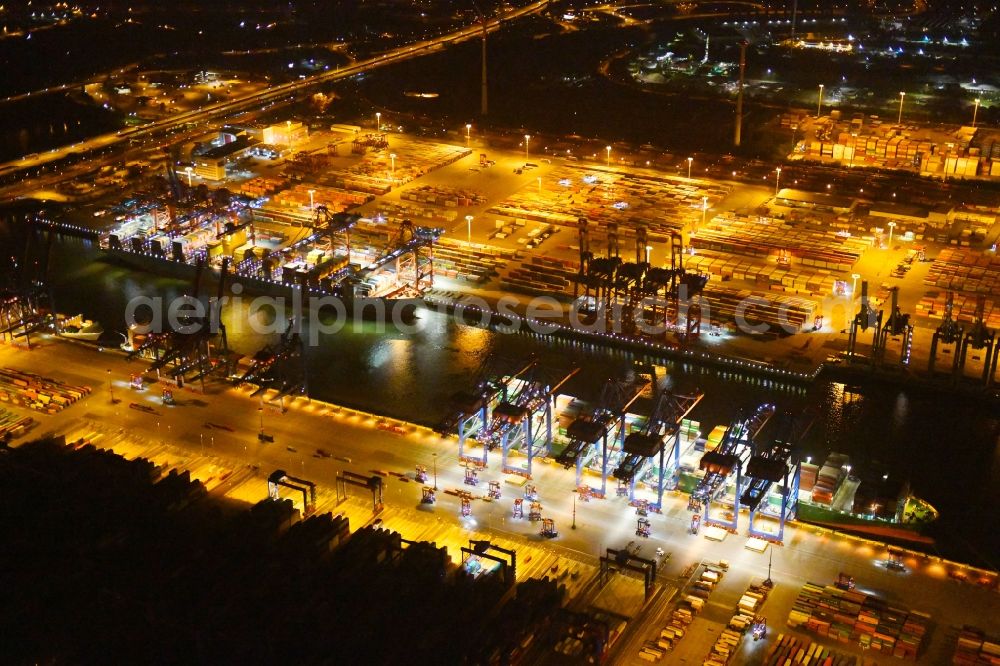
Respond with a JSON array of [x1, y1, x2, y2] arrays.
[[774, 188, 855, 214], [262, 121, 309, 147], [192, 131, 256, 181]]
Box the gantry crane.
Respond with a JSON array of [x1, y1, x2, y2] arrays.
[[236, 318, 308, 398], [689, 403, 775, 534], [355, 220, 442, 298], [872, 286, 913, 366], [268, 469, 317, 515], [0, 227, 56, 348], [613, 386, 704, 511], [444, 355, 537, 465], [556, 376, 647, 498], [957, 295, 999, 386], [574, 223, 707, 341], [743, 411, 814, 543], [313, 206, 357, 263], [847, 281, 882, 363], [928, 291, 964, 377], [481, 364, 578, 478]]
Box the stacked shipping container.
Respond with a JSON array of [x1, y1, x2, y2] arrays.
[[787, 582, 930, 661]]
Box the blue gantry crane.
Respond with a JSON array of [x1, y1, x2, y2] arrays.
[[613, 386, 704, 511], [445, 356, 537, 466], [688, 403, 775, 533], [742, 411, 814, 543], [556, 376, 646, 498], [485, 364, 578, 478]]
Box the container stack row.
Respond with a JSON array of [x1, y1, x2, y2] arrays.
[[432, 239, 512, 284], [684, 248, 839, 298], [0, 406, 34, 440], [401, 184, 486, 208], [795, 117, 1000, 177], [703, 285, 818, 334], [0, 368, 91, 414], [787, 582, 930, 661], [239, 176, 289, 199], [692, 212, 869, 271], [499, 255, 576, 295], [925, 248, 1000, 297], [763, 633, 858, 665], [369, 200, 459, 226], [269, 184, 371, 213], [916, 291, 1000, 330], [704, 583, 770, 665], [952, 626, 1000, 665]]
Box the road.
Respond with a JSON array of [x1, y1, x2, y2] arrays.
[[0, 0, 550, 182], [2, 336, 996, 664]]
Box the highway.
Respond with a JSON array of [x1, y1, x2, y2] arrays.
[[0, 0, 549, 180], [2, 337, 996, 665]]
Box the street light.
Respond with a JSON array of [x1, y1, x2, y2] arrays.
[[107, 368, 116, 404], [887, 221, 897, 247], [524, 134, 531, 161], [851, 272, 861, 296], [432, 453, 438, 490], [465, 214, 473, 246], [606, 145, 612, 168], [465, 123, 472, 146], [764, 546, 774, 588], [817, 84, 824, 117], [775, 167, 782, 196], [897, 91, 905, 125], [973, 98, 981, 127], [702, 195, 708, 228], [307, 188, 315, 209], [687, 156, 693, 179], [184, 166, 193, 187], [645, 244, 652, 264], [572, 493, 577, 529], [375, 111, 381, 130], [389, 153, 396, 179]]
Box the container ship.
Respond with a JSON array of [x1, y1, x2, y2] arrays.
[[796, 453, 938, 541], [97, 208, 438, 323], [669, 423, 937, 543]]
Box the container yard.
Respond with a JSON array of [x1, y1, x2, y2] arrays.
[[788, 113, 1000, 180], [0, 368, 91, 414], [788, 581, 931, 661], [690, 211, 871, 275], [486, 164, 729, 240]]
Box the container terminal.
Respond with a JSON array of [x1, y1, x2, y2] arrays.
[[441, 357, 939, 549], [0, 336, 992, 665]]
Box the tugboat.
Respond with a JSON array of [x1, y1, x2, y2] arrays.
[[57, 315, 104, 342]]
